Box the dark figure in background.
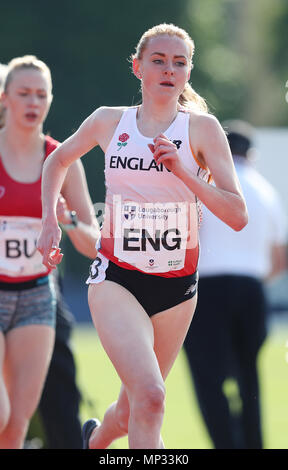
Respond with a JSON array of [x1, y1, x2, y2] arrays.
[[184, 120, 288, 449], [37, 270, 82, 449]]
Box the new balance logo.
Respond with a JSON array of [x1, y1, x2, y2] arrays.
[[184, 284, 196, 296]]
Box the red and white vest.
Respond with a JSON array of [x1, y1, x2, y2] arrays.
[[0, 135, 59, 283], [100, 107, 210, 277]]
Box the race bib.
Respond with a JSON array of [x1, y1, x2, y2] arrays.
[[0, 216, 48, 277], [113, 197, 189, 273]]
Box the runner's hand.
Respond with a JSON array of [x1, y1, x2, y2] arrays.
[[37, 218, 63, 269], [148, 133, 184, 175]]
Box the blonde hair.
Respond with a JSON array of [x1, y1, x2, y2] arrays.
[[0, 55, 52, 129], [4, 55, 52, 93], [131, 23, 208, 113], [0, 63, 8, 129], [0, 63, 8, 89]]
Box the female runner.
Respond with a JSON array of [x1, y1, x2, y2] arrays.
[[37, 24, 248, 449], [0, 55, 99, 448]]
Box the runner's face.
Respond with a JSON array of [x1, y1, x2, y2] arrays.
[[135, 35, 191, 103], [3, 69, 52, 129]]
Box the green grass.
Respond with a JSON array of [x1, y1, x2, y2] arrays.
[[72, 321, 288, 449]]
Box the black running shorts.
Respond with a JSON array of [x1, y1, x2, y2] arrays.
[[87, 254, 198, 317]]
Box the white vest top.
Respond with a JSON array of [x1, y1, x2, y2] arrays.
[[100, 107, 210, 277]]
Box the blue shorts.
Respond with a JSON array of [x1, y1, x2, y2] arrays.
[[0, 276, 56, 334]]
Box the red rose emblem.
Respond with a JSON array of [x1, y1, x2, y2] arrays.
[[119, 133, 129, 142], [117, 133, 130, 150]]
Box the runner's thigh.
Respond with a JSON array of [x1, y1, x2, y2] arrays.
[[4, 325, 55, 418], [88, 281, 164, 391], [152, 295, 197, 379]]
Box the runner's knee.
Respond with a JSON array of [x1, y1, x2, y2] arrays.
[[131, 383, 166, 422]]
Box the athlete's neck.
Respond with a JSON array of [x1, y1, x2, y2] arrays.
[[137, 101, 179, 138], [0, 124, 45, 159]]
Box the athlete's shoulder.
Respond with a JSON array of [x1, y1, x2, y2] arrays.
[[188, 110, 221, 133], [91, 105, 132, 125], [188, 111, 226, 151], [83, 106, 135, 150], [88, 106, 135, 146]]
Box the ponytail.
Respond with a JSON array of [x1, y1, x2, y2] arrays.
[[179, 82, 208, 113]]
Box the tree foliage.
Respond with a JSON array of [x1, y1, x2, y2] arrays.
[[1, 0, 287, 275], [179, 0, 288, 126]]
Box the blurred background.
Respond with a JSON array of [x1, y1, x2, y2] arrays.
[[1, 0, 287, 320], [1, 0, 288, 449]]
